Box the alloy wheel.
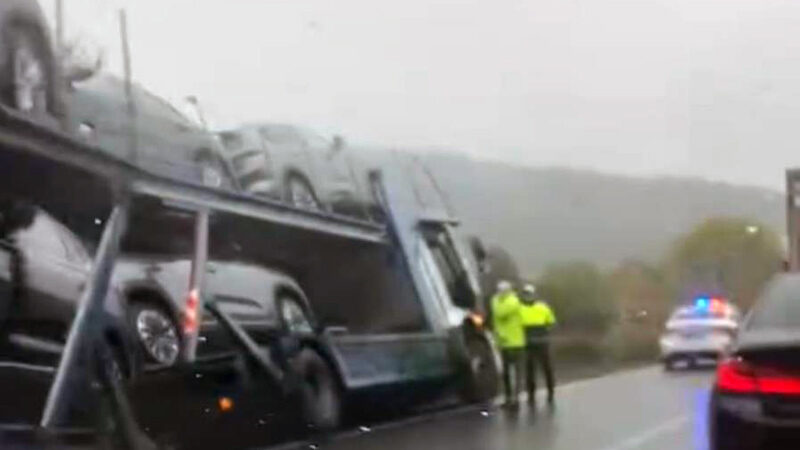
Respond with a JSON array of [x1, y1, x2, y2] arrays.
[[135, 308, 180, 366]]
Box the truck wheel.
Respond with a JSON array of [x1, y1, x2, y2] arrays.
[[461, 336, 499, 403], [290, 348, 342, 431]]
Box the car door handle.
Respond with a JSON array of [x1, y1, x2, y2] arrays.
[[324, 326, 349, 336]]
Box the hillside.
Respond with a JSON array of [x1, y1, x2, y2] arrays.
[[407, 152, 784, 276]]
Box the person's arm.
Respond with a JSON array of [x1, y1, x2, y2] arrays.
[[493, 296, 519, 321], [545, 304, 557, 327]]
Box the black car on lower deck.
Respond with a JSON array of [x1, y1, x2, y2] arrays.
[[0, 199, 136, 427], [710, 274, 800, 449]]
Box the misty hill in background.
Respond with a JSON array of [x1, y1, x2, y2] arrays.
[[407, 152, 784, 277]]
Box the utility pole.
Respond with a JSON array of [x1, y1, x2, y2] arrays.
[[54, 0, 64, 52], [787, 169, 800, 271], [119, 9, 138, 164]]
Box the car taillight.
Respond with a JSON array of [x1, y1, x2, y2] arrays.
[[183, 288, 200, 334], [717, 358, 757, 393], [756, 368, 800, 395], [717, 357, 800, 395]]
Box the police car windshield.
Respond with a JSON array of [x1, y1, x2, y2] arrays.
[[671, 309, 706, 320]]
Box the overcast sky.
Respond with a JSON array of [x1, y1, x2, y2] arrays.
[[45, 0, 800, 189]]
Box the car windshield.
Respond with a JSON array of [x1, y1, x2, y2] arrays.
[[670, 308, 705, 321], [259, 124, 304, 145], [6, 1, 800, 449]]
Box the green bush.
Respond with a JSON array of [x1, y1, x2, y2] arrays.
[[603, 324, 660, 362], [537, 262, 618, 334]]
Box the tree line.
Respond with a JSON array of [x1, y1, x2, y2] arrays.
[[480, 216, 785, 360]]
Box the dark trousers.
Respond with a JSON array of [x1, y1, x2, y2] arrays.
[[500, 348, 523, 404], [525, 342, 555, 401]]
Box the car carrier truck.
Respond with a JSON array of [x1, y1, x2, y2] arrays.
[[0, 104, 500, 449]]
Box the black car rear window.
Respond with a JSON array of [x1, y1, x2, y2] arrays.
[[748, 279, 800, 329]]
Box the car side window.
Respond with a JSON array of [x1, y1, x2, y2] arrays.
[[134, 89, 193, 127], [13, 213, 69, 261]]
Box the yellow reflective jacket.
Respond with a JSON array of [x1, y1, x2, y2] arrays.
[[520, 300, 556, 327], [491, 292, 525, 349]]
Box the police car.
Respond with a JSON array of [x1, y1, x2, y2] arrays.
[[659, 297, 740, 370]]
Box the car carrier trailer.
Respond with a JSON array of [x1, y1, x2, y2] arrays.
[[0, 105, 499, 449]]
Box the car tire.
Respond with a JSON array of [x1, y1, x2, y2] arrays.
[[276, 295, 314, 336], [0, 24, 55, 118], [284, 175, 323, 211], [460, 336, 500, 403], [127, 302, 182, 367], [290, 348, 342, 431]]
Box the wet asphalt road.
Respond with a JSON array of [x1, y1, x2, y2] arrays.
[[275, 365, 714, 450]]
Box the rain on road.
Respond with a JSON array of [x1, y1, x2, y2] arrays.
[[274, 366, 713, 450]]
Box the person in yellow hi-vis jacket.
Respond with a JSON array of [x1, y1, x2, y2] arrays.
[[490, 280, 525, 407], [520, 283, 557, 406]]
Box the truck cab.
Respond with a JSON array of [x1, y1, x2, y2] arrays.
[[320, 168, 498, 401]]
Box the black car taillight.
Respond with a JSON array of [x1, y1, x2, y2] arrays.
[[717, 358, 758, 393], [717, 357, 800, 395]]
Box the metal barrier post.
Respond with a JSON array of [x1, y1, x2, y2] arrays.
[[40, 203, 129, 428], [182, 208, 209, 363]]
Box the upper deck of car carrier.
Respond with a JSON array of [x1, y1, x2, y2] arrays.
[[0, 105, 389, 246]]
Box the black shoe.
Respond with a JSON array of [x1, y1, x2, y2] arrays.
[[547, 394, 555, 408]]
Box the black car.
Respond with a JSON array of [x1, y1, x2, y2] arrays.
[[710, 274, 800, 449], [0, 200, 136, 424], [67, 73, 238, 191], [0, 0, 63, 124], [113, 254, 346, 443]]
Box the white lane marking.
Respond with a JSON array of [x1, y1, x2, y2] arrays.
[[597, 415, 690, 450]]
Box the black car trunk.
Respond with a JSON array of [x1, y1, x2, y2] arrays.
[[737, 334, 800, 420]]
